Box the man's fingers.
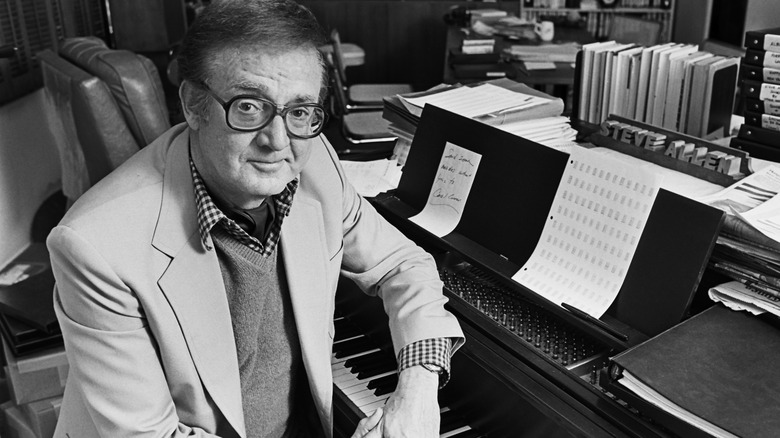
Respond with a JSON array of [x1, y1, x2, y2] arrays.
[[351, 408, 384, 438]]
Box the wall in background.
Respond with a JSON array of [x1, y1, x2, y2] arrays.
[[300, 1, 518, 90], [0, 90, 61, 268]]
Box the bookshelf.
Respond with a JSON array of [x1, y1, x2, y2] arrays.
[[519, 1, 675, 43]]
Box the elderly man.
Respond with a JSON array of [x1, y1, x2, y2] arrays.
[[47, 0, 463, 437]]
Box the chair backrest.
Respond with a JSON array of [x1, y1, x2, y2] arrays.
[[39, 49, 140, 202], [58, 37, 171, 147], [608, 15, 663, 46], [328, 59, 349, 118], [329, 29, 349, 86]]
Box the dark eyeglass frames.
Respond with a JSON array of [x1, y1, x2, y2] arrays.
[[200, 83, 327, 139]]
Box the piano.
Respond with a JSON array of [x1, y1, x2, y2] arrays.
[[331, 106, 725, 437]]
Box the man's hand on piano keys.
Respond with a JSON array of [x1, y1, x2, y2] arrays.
[[378, 365, 441, 437], [351, 407, 384, 437]]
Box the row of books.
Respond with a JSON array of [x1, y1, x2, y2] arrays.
[[730, 27, 780, 162], [577, 40, 739, 140]]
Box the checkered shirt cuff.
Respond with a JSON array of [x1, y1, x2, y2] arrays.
[[397, 338, 452, 388]]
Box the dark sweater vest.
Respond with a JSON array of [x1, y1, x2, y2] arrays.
[[212, 227, 312, 438]]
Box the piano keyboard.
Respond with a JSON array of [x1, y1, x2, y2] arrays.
[[332, 315, 484, 438]]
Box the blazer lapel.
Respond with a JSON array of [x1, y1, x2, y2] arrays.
[[280, 196, 334, 432], [152, 129, 245, 437]]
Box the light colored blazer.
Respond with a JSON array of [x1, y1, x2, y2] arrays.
[[47, 124, 464, 438]]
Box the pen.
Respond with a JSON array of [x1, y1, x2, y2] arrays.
[[561, 302, 629, 342]]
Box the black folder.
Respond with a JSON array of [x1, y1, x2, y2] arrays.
[[0, 243, 59, 334], [609, 305, 780, 438], [0, 267, 58, 334]]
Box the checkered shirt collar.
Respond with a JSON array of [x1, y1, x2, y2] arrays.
[[189, 156, 297, 256]]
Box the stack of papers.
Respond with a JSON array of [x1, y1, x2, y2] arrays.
[[399, 83, 551, 120], [698, 165, 780, 315], [381, 78, 566, 165], [505, 43, 580, 64], [494, 116, 578, 151], [341, 159, 403, 198]]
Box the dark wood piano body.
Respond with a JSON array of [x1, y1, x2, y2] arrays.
[[332, 106, 724, 438]]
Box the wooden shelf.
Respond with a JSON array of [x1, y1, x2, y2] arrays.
[[523, 7, 671, 13], [520, 1, 675, 43]]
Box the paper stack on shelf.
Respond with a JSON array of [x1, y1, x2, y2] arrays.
[[382, 78, 567, 164]]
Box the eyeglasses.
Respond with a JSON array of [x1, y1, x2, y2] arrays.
[[200, 83, 327, 139]]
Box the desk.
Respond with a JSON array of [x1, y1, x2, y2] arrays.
[[443, 24, 595, 110]]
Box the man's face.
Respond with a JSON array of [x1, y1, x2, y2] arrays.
[[185, 46, 323, 209]]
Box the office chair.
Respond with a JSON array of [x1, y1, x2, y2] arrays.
[[40, 49, 139, 204], [328, 62, 398, 156], [58, 37, 171, 147], [329, 29, 413, 111], [39, 38, 171, 205], [319, 40, 365, 69]]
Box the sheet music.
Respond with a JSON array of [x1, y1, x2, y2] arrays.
[[410, 143, 482, 237], [512, 147, 662, 317], [400, 83, 549, 119]]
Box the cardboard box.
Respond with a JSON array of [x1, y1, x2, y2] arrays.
[[21, 395, 61, 438], [3, 340, 67, 405]]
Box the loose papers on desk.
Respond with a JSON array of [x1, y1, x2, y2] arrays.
[[512, 146, 662, 318], [699, 164, 780, 317], [341, 159, 403, 198], [395, 82, 575, 151], [698, 164, 780, 242], [399, 83, 551, 120]]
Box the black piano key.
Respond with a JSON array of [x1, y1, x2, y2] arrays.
[[440, 409, 467, 434], [373, 382, 397, 397], [356, 360, 397, 380], [366, 372, 397, 390], [344, 350, 387, 369]]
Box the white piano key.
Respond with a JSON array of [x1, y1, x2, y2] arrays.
[[332, 348, 381, 364], [360, 395, 392, 414], [440, 425, 472, 438]]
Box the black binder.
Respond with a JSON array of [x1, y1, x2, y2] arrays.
[[607, 304, 780, 438]]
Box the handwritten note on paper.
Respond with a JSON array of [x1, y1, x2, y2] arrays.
[[409, 143, 482, 237], [511, 147, 662, 318]]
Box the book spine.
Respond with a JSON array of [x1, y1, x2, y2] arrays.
[[745, 98, 780, 116], [744, 49, 780, 69], [740, 62, 780, 85], [738, 123, 780, 145], [744, 111, 780, 132], [741, 79, 780, 101], [745, 30, 780, 53]]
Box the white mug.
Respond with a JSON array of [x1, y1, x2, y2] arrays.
[[535, 21, 555, 42]]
